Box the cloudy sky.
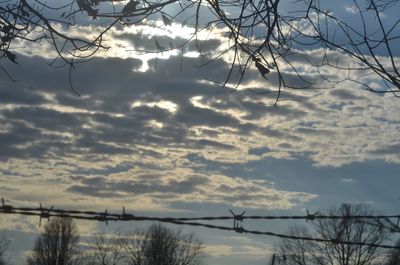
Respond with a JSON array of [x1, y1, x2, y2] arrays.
[[1, 0, 400, 264]]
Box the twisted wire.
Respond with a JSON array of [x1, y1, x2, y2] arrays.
[[1, 202, 400, 249]]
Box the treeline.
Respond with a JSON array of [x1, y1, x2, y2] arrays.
[[1, 219, 205, 265], [1, 203, 400, 265], [270, 204, 400, 265]]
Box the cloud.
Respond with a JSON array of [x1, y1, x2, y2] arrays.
[[341, 178, 358, 183], [3, 54, 400, 167], [0, 84, 48, 105], [65, 167, 316, 209], [344, 5, 358, 14], [1, 8, 400, 265], [0, 18, 399, 218]]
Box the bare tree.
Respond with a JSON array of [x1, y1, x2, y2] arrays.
[[27, 217, 81, 265], [274, 204, 390, 265], [91, 223, 205, 265], [88, 230, 126, 265], [128, 223, 204, 265], [1, 0, 399, 100], [294, 0, 400, 96], [274, 226, 319, 265]]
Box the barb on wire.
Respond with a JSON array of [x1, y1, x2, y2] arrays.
[[306, 209, 320, 221], [39, 203, 53, 227], [1, 198, 12, 213], [1, 201, 400, 249], [2, 202, 400, 222], [96, 209, 109, 225], [120, 206, 135, 220], [230, 209, 246, 233]]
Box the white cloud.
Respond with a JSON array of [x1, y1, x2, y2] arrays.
[[341, 178, 358, 183], [344, 5, 358, 14]]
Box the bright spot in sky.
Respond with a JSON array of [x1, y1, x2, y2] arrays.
[[131, 100, 178, 113], [190, 96, 208, 109], [148, 119, 164, 128]]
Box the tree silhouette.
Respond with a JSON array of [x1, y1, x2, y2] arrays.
[[1, 0, 399, 100], [27, 217, 81, 265], [90, 223, 204, 265], [88, 229, 126, 265], [126, 223, 204, 265], [274, 204, 391, 265]]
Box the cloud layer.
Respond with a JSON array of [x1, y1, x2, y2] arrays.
[[1, 18, 399, 215]]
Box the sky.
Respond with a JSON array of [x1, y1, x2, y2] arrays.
[[1, 1, 400, 265]]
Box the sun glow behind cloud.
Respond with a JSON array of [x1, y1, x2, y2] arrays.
[[131, 100, 178, 113]]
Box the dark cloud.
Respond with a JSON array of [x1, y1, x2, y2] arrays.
[[70, 162, 134, 176], [256, 126, 301, 141], [0, 83, 48, 105], [186, 39, 222, 53], [329, 89, 364, 100], [294, 127, 334, 136], [115, 31, 221, 54], [277, 143, 293, 149], [67, 174, 209, 198], [248, 147, 271, 156], [370, 144, 400, 155], [114, 32, 185, 52], [2, 106, 82, 132], [0, 121, 45, 160], [0, 54, 246, 156], [87, 142, 133, 155], [1, 45, 399, 168], [191, 139, 235, 150]]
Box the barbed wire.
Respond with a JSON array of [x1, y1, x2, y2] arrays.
[[1, 199, 400, 249]]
